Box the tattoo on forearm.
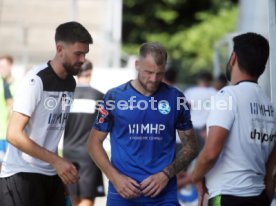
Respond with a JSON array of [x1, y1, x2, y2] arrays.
[[164, 134, 198, 179]]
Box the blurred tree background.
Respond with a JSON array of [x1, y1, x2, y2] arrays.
[[122, 0, 238, 85]]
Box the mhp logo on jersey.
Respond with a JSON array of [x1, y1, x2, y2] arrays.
[[158, 101, 171, 114], [129, 123, 165, 134]]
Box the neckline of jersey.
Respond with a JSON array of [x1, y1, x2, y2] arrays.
[[235, 80, 257, 85], [128, 80, 161, 98], [47, 61, 71, 81]]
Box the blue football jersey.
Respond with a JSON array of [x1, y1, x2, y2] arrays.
[[94, 81, 192, 201]]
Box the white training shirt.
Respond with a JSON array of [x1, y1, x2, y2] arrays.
[[206, 81, 276, 198], [0, 62, 76, 177]]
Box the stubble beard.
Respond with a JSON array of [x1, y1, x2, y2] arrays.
[[63, 62, 82, 76]]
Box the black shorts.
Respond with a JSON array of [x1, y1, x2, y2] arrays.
[[208, 190, 270, 206], [64, 152, 105, 199], [0, 172, 65, 206]]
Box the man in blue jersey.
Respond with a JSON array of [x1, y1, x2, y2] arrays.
[[192, 33, 276, 206], [87, 42, 198, 206]]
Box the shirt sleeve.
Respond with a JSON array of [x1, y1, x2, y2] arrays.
[[13, 74, 42, 117], [93, 90, 114, 133], [176, 91, 193, 131], [207, 88, 235, 130]]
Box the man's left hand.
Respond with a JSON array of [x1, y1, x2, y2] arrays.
[[140, 172, 169, 197]]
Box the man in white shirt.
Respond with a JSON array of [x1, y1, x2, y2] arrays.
[[0, 21, 93, 206], [192, 32, 276, 206]]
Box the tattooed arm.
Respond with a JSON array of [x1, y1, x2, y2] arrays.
[[163, 128, 198, 178], [140, 128, 198, 197]]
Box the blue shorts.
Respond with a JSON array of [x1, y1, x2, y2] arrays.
[[106, 198, 180, 206], [107, 177, 180, 206]]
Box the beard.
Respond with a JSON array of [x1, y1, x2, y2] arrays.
[[225, 59, 232, 82], [63, 62, 82, 76], [138, 77, 160, 94]]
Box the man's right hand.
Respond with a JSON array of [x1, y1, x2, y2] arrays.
[[52, 156, 79, 185], [194, 179, 208, 206], [112, 173, 141, 199]]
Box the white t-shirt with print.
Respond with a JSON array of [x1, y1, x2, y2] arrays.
[[206, 81, 276, 198], [0, 62, 75, 177]]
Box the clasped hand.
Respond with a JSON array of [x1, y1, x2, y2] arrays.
[[113, 172, 169, 199]]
